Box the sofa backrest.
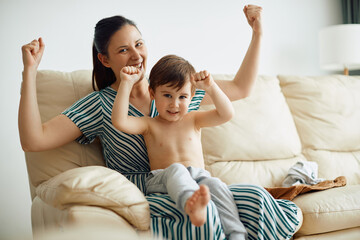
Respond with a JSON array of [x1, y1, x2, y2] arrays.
[[25, 70, 104, 200], [25, 70, 360, 199], [200, 75, 304, 187], [201, 74, 360, 187], [278, 75, 360, 185]]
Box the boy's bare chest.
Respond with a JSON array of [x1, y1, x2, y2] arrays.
[[149, 120, 199, 144], [144, 119, 204, 169]]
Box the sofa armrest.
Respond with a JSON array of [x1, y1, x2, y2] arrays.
[[32, 196, 141, 238], [36, 166, 150, 230]]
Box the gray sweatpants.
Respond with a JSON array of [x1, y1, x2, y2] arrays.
[[145, 163, 247, 240]]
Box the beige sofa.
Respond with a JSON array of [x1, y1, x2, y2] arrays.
[[25, 70, 360, 239]]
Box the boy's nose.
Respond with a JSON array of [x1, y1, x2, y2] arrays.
[[170, 99, 179, 107]]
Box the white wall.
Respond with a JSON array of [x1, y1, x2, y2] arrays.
[[0, 0, 342, 238]]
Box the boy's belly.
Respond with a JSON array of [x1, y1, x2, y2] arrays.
[[148, 152, 205, 170]]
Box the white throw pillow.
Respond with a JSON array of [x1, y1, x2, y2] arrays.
[[36, 166, 150, 230]]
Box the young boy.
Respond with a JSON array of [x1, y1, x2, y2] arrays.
[[112, 55, 247, 239]]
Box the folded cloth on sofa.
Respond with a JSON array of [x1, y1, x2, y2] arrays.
[[265, 176, 346, 200], [282, 161, 325, 187]]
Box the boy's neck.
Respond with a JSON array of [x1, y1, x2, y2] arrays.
[[155, 115, 184, 124]]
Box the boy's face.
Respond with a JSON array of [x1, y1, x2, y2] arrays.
[[150, 81, 194, 122]]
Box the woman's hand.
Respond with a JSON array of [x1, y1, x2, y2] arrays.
[[120, 66, 142, 86], [21, 38, 45, 71], [243, 5, 262, 34], [192, 70, 214, 92]]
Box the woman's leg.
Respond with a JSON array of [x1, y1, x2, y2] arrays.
[[198, 176, 247, 240], [229, 184, 300, 240], [146, 164, 226, 239]]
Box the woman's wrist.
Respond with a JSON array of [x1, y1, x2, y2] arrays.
[[22, 68, 37, 81], [119, 79, 134, 91], [252, 30, 263, 39]]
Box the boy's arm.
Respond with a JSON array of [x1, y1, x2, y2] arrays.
[[192, 71, 234, 129], [112, 67, 149, 135]]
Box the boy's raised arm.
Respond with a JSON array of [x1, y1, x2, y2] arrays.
[[112, 67, 149, 135], [192, 71, 234, 129]]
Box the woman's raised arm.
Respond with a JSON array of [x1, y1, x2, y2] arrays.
[[18, 38, 82, 152], [201, 5, 262, 104]]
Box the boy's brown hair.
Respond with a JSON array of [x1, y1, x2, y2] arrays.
[[149, 55, 196, 93]]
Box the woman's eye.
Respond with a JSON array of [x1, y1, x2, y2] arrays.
[[119, 49, 127, 53], [136, 42, 143, 47]]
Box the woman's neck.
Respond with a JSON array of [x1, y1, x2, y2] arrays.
[[130, 79, 149, 99], [112, 78, 152, 115]]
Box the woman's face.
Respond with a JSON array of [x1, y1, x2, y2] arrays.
[[101, 24, 148, 83]]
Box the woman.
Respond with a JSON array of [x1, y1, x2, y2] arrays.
[[19, 5, 300, 239]]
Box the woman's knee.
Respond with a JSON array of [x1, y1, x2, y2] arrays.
[[229, 184, 270, 202]]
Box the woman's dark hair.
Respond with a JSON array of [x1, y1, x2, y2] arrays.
[[92, 16, 139, 91], [149, 55, 196, 93]]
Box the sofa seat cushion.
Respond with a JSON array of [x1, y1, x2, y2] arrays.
[[292, 185, 360, 236], [294, 227, 360, 240]]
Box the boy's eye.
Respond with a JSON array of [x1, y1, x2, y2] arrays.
[[179, 96, 187, 99], [164, 94, 172, 98]]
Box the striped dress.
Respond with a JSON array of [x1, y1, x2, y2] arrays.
[[63, 86, 300, 240]]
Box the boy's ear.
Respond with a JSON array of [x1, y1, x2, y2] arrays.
[[149, 87, 155, 100], [97, 53, 111, 68]]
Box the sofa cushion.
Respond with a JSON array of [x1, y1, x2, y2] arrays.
[[303, 149, 360, 185], [278, 75, 360, 151], [31, 197, 138, 237], [206, 157, 303, 187], [294, 227, 360, 240], [25, 70, 104, 198], [278, 75, 360, 185], [292, 185, 360, 236], [201, 75, 302, 187], [36, 166, 150, 231]]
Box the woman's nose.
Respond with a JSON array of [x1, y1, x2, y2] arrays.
[[130, 48, 141, 60]]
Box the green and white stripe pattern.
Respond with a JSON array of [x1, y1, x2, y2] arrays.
[[63, 86, 300, 240]]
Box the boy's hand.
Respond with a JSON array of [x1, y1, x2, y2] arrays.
[[120, 66, 142, 85], [192, 70, 214, 91], [243, 5, 262, 34]]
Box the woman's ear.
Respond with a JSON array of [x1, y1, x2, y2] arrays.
[[97, 53, 111, 68]]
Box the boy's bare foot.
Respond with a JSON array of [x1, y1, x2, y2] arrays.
[[184, 185, 210, 227]]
